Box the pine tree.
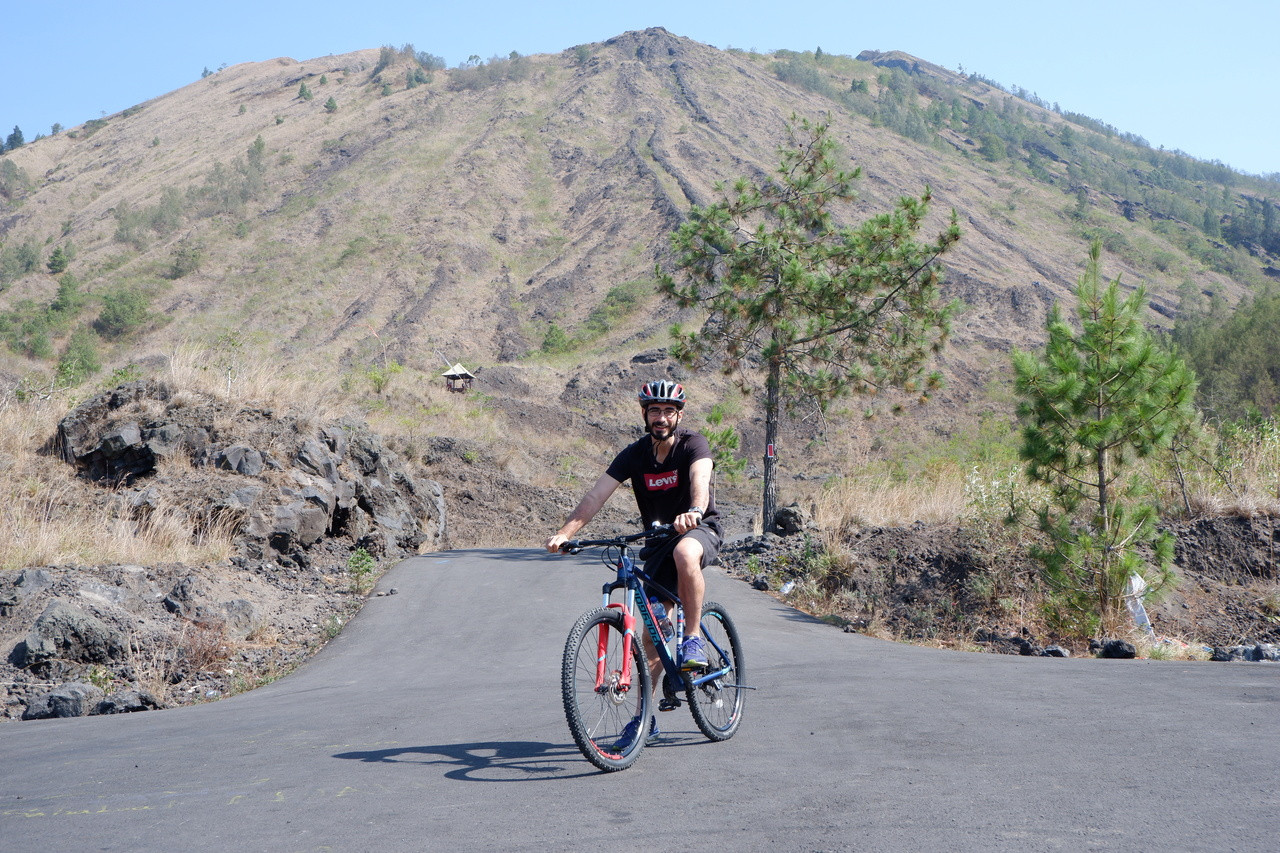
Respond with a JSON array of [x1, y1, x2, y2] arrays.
[[660, 116, 960, 532], [5, 125, 24, 151], [47, 245, 69, 274], [1012, 241, 1197, 636]]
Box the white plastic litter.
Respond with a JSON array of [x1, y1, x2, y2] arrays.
[[1124, 573, 1155, 637]]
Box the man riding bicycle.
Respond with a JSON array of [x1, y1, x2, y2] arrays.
[[546, 380, 722, 743]]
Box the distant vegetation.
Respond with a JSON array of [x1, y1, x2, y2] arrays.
[[1171, 290, 1280, 421], [0, 159, 30, 203], [114, 136, 269, 252], [448, 51, 533, 91], [770, 49, 1279, 289], [371, 44, 446, 79], [1, 134, 270, 385], [540, 280, 652, 354]]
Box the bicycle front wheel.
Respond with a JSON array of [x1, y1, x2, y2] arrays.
[[685, 601, 745, 741], [562, 608, 653, 772]]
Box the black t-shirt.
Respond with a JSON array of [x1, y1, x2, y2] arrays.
[[605, 428, 721, 535]]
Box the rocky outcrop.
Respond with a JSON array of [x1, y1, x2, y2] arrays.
[[20, 601, 127, 677], [1212, 643, 1280, 662], [21, 682, 106, 720], [0, 382, 453, 722], [51, 382, 445, 566], [854, 50, 967, 86]]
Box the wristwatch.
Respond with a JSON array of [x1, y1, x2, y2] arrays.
[[687, 506, 704, 517]]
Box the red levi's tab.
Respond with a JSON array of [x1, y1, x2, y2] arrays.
[[644, 471, 680, 491]]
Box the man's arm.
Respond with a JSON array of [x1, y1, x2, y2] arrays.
[[674, 456, 713, 534], [545, 472, 623, 552]]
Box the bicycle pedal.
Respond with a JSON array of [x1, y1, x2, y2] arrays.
[[658, 696, 682, 712]]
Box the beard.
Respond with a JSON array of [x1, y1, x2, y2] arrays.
[[644, 415, 679, 440]]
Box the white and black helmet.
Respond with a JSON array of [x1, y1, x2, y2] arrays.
[[638, 380, 686, 409]]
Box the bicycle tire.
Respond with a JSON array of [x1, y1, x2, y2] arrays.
[[561, 608, 653, 771], [684, 601, 745, 741]]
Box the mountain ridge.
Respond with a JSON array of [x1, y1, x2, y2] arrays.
[[1, 28, 1276, 461]]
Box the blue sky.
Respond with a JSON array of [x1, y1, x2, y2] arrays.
[[2, 1, 1276, 176]]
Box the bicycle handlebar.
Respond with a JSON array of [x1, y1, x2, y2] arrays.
[[559, 524, 674, 554]]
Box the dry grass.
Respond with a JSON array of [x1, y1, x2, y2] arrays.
[[1, 484, 242, 571], [811, 421, 1280, 542], [0, 344, 307, 572], [166, 341, 346, 417], [812, 462, 969, 533], [1135, 634, 1214, 661], [126, 631, 177, 700]]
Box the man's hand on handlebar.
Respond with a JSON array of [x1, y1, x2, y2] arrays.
[[546, 534, 570, 554], [673, 509, 703, 535]]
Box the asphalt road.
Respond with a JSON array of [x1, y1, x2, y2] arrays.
[[2, 548, 1277, 852]]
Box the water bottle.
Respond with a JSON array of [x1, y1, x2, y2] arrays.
[[649, 597, 674, 641]]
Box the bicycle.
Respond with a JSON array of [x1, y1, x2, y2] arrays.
[[559, 525, 746, 771]]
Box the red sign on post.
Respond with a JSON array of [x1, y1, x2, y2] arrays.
[[766, 443, 775, 458]]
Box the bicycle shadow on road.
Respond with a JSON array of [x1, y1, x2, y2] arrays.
[[332, 740, 603, 781]]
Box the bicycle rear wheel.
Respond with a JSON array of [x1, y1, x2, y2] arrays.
[[685, 601, 745, 741], [562, 608, 653, 771]]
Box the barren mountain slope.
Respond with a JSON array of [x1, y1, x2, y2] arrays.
[[3, 30, 1253, 413]]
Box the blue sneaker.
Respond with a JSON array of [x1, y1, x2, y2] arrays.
[[680, 635, 709, 671], [611, 715, 659, 752]]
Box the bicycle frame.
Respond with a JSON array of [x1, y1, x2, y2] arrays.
[[592, 538, 733, 697]]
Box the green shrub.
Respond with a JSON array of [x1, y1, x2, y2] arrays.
[[106, 363, 143, 386], [704, 404, 747, 482], [541, 323, 574, 354], [347, 548, 377, 594], [46, 245, 70, 274], [50, 271, 85, 317], [0, 299, 54, 358], [0, 159, 31, 203], [366, 360, 402, 394], [773, 56, 838, 99], [168, 241, 203, 279], [0, 238, 42, 285], [337, 236, 371, 265], [56, 327, 101, 385], [372, 46, 397, 77], [94, 285, 151, 340], [583, 280, 650, 338], [448, 52, 532, 91]]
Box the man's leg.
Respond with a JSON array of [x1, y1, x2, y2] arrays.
[[673, 536, 705, 638]]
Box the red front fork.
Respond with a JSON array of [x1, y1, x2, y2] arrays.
[[596, 603, 636, 692]]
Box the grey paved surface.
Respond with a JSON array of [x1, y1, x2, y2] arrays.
[[2, 548, 1277, 851]]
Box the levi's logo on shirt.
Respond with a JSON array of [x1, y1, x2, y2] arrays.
[[644, 471, 679, 491]]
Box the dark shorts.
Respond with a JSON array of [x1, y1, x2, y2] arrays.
[[642, 526, 721, 602]]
